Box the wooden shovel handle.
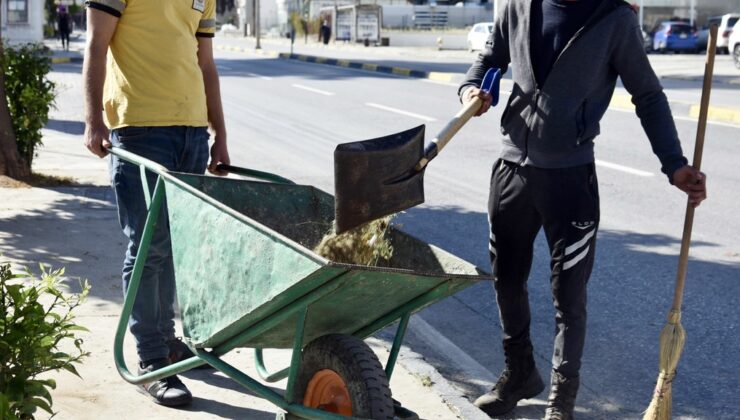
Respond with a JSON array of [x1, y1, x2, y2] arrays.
[[671, 24, 717, 313], [415, 97, 483, 171]]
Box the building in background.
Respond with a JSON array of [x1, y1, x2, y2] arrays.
[[1, 0, 44, 43]]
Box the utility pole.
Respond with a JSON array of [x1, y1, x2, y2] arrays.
[[255, 0, 261, 49], [689, 0, 695, 28], [639, 0, 644, 30], [493, 0, 498, 23]]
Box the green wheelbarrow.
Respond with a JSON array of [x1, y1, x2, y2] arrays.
[[110, 147, 492, 419]]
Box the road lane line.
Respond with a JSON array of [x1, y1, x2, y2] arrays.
[[595, 159, 654, 177], [365, 102, 437, 122], [247, 72, 273, 80], [217, 65, 232, 71], [292, 84, 334, 96]]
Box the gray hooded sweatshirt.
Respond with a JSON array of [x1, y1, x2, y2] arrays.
[[460, 0, 688, 181]]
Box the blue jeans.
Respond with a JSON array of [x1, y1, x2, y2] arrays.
[[109, 126, 209, 362]]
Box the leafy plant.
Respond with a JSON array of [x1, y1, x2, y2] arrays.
[[0, 263, 90, 419], [1, 43, 56, 170]]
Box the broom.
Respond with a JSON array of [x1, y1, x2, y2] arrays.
[[643, 24, 717, 420]]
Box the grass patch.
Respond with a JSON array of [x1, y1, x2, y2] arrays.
[[0, 172, 76, 188]]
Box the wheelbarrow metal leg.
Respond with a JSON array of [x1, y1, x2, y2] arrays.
[[255, 349, 291, 383], [113, 177, 211, 384], [385, 312, 411, 381], [286, 307, 308, 404]]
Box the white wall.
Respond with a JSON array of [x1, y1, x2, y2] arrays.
[[1, 0, 44, 44], [383, 4, 491, 29]]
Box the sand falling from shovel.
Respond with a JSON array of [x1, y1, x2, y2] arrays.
[[313, 216, 394, 266]]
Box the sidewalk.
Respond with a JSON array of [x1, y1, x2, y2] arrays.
[[0, 52, 487, 420]]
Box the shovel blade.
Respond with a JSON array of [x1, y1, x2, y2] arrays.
[[334, 125, 426, 233]]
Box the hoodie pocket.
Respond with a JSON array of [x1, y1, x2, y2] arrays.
[[575, 100, 587, 144], [499, 93, 516, 135]]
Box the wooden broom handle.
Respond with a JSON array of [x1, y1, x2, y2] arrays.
[[671, 24, 717, 314]]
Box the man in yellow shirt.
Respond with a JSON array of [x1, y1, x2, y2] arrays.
[[82, 0, 229, 406]]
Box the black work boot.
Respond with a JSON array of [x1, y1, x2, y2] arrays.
[[474, 349, 545, 416], [138, 358, 193, 407], [544, 371, 579, 420]]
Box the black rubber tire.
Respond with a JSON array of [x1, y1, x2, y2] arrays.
[[295, 334, 394, 419]]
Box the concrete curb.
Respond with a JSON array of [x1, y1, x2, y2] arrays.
[[51, 56, 83, 64], [367, 335, 490, 420], [609, 93, 740, 125]]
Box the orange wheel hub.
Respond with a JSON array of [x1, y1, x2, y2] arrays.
[[303, 369, 353, 415]]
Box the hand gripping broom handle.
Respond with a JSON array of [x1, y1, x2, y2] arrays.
[[671, 25, 717, 316]]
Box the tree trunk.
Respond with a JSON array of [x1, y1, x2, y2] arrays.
[[0, 5, 32, 181]]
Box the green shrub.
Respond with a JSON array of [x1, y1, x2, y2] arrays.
[[0, 263, 90, 420], [1, 43, 56, 170]]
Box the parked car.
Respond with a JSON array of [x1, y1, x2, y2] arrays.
[[730, 20, 740, 68], [467, 22, 492, 52], [711, 13, 740, 54], [652, 21, 698, 53]]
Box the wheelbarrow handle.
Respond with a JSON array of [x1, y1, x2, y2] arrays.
[[216, 164, 296, 185], [416, 67, 502, 171]]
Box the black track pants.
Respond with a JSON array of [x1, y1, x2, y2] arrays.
[[488, 159, 600, 378]]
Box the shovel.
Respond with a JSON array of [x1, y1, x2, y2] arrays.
[[333, 67, 502, 233]]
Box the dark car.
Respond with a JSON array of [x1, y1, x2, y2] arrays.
[[653, 21, 698, 53]]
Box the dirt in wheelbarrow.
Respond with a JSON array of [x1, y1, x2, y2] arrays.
[[313, 215, 394, 266]]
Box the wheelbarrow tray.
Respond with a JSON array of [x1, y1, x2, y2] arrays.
[[165, 173, 490, 350]]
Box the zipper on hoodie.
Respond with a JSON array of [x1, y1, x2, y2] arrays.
[[518, 0, 623, 166]]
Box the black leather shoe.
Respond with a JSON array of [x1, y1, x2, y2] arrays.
[[138, 358, 193, 407]]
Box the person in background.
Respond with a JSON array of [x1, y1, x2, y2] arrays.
[[58, 5, 71, 51], [320, 20, 331, 45]]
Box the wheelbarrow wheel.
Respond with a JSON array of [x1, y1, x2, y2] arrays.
[[295, 334, 394, 419]]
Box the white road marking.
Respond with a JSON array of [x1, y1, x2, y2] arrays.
[[292, 84, 334, 96], [595, 159, 654, 177], [420, 79, 458, 87], [365, 102, 437, 122], [247, 72, 273, 80], [217, 65, 232, 71]]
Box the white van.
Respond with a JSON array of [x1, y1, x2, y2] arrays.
[[467, 22, 493, 52], [729, 20, 740, 68], [708, 13, 740, 54]]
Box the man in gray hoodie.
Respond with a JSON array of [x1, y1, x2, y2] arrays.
[[459, 0, 707, 418]]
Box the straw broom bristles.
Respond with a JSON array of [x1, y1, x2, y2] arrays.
[[643, 310, 686, 420]]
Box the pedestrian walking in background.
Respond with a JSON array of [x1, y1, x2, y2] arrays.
[[82, 0, 230, 407], [57, 5, 71, 51], [320, 20, 331, 45], [459, 0, 707, 418]]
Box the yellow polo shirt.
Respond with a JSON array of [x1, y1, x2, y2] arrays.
[[86, 0, 216, 129]]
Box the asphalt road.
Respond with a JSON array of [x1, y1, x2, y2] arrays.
[[49, 50, 739, 419]]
